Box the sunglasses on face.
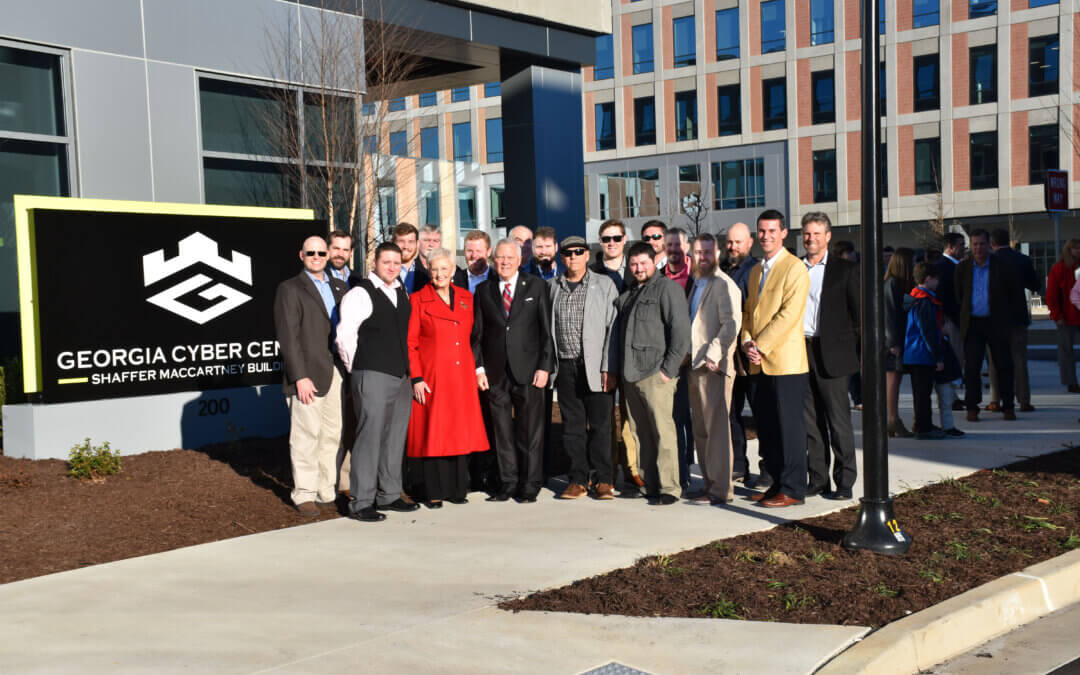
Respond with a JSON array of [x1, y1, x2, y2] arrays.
[[643, 233, 664, 241], [561, 248, 588, 258], [304, 250, 328, 257], [600, 235, 624, 243]]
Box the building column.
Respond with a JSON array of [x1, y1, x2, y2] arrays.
[[501, 65, 587, 238]]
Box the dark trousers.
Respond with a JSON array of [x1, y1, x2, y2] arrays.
[[909, 364, 936, 433], [804, 339, 857, 492], [731, 374, 769, 480], [963, 317, 1014, 411], [752, 372, 809, 500], [848, 372, 862, 406], [487, 367, 545, 496], [556, 359, 614, 486], [673, 364, 694, 489], [469, 390, 499, 493]]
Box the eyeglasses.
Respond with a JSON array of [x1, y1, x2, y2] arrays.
[[304, 250, 328, 257], [642, 233, 664, 241], [600, 235, 624, 243], [560, 248, 588, 258]]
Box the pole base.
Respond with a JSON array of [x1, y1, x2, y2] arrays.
[[842, 497, 911, 555]]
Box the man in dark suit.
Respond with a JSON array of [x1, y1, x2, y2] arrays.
[[800, 213, 859, 501], [937, 232, 966, 411], [273, 235, 350, 517], [472, 238, 555, 502], [453, 230, 495, 292], [955, 229, 1021, 422], [988, 229, 1042, 412]]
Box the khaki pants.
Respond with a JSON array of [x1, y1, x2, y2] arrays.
[[612, 386, 641, 483], [689, 367, 735, 501], [288, 368, 343, 505], [624, 371, 680, 498]]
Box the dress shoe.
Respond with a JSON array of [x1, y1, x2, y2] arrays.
[[952, 399, 967, 411], [448, 497, 468, 505], [486, 489, 514, 502], [295, 501, 319, 517], [915, 429, 946, 440], [1069, 385, 1080, 394], [400, 492, 416, 505], [966, 409, 979, 422], [887, 419, 913, 438], [347, 506, 386, 522], [805, 484, 829, 498], [750, 487, 780, 502], [377, 498, 420, 512], [944, 427, 966, 437], [630, 473, 646, 488], [759, 493, 805, 508], [594, 483, 615, 500], [338, 490, 352, 500], [824, 488, 853, 501], [710, 496, 734, 505], [1002, 409, 1017, 421], [984, 402, 1001, 412], [425, 500, 443, 509], [649, 494, 678, 505], [1020, 404, 1035, 413], [559, 483, 588, 499], [516, 493, 538, 503], [685, 492, 711, 503]]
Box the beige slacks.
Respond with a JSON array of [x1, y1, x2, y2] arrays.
[[623, 370, 680, 498], [288, 368, 343, 505], [688, 367, 735, 501], [612, 386, 642, 483]]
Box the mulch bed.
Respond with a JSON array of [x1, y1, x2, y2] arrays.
[[502, 447, 1080, 627]]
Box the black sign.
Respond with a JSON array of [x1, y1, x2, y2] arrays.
[[30, 209, 324, 403]]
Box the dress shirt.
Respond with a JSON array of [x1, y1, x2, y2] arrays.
[[499, 272, 520, 302], [689, 277, 709, 322], [399, 260, 417, 292], [329, 266, 350, 283], [304, 271, 338, 324], [802, 252, 828, 337], [468, 267, 489, 294], [335, 272, 402, 370], [758, 248, 784, 291], [971, 259, 990, 317]]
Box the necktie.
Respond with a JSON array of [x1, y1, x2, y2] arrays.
[[502, 284, 512, 318]]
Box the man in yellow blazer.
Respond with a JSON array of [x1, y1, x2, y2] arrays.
[[741, 210, 811, 508]]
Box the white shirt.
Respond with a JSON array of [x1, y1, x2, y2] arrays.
[[689, 277, 709, 322], [499, 272, 520, 302], [335, 272, 402, 371], [758, 248, 784, 291], [803, 252, 828, 337]]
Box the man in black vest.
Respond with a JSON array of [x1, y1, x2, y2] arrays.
[[335, 242, 420, 521], [472, 238, 555, 502]]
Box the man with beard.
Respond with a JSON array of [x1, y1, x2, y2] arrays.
[[327, 230, 353, 284], [454, 230, 495, 292], [524, 226, 565, 280], [394, 223, 430, 294], [417, 224, 442, 271]]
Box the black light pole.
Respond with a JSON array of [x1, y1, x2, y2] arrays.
[[842, 0, 911, 555]]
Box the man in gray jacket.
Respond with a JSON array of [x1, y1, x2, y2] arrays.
[[549, 236, 620, 500], [615, 241, 692, 505]]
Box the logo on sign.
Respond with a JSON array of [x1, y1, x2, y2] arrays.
[[142, 232, 253, 324]]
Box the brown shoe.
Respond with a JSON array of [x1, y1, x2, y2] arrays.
[[400, 492, 416, 505], [295, 501, 319, 517], [559, 483, 588, 499], [750, 487, 779, 502], [630, 473, 646, 488], [966, 410, 979, 422], [594, 483, 615, 500], [1002, 409, 1017, 421], [985, 402, 1001, 412], [760, 493, 805, 508]]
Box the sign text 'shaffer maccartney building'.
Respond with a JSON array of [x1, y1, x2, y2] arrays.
[[29, 207, 323, 403]]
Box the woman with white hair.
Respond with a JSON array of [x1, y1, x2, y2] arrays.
[[405, 248, 490, 507]]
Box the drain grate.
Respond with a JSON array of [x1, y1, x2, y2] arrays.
[[581, 662, 651, 675]]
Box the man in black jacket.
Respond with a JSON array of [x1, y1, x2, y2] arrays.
[[955, 229, 1021, 422], [800, 213, 859, 501], [988, 229, 1041, 412], [472, 239, 555, 502], [937, 232, 966, 411]]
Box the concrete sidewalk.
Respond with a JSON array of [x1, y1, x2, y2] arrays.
[[1, 362, 1077, 674]]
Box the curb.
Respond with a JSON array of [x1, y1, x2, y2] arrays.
[[816, 548, 1080, 674]]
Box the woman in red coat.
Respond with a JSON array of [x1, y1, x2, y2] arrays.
[[406, 248, 489, 507], [1046, 238, 1080, 392]]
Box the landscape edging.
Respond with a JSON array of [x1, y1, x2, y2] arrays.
[[815, 547, 1080, 674]]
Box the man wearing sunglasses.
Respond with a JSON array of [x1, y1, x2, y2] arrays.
[[641, 220, 668, 269], [273, 235, 351, 517], [548, 237, 619, 500], [590, 219, 634, 292]]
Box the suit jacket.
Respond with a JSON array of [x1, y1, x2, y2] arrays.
[[813, 254, 860, 378], [689, 269, 743, 376], [548, 270, 619, 392], [994, 247, 1040, 326], [273, 271, 349, 397], [453, 266, 493, 291], [741, 249, 810, 376], [935, 256, 960, 320], [472, 274, 555, 385], [954, 255, 1020, 339]]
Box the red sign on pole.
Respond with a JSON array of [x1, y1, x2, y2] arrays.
[[1045, 170, 1069, 212]]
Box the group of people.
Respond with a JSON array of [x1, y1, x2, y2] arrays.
[[273, 211, 1079, 522]]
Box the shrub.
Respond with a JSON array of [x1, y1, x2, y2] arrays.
[[68, 438, 122, 480]]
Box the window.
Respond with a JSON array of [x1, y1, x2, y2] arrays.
[[595, 34, 614, 80], [811, 0, 834, 45], [304, 94, 356, 161], [912, 0, 939, 28], [377, 184, 397, 237], [204, 158, 292, 208], [595, 101, 616, 150], [485, 117, 503, 163], [679, 165, 702, 214], [673, 16, 696, 68], [880, 61, 887, 112], [362, 135, 378, 154], [419, 92, 437, 107], [969, 45, 997, 104], [200, 78, 288, 156], [389, 130, 407, 156], [362, 102, 375, 116], [1029, 124, 1058, 185], [1030, 0, 1058, 6], [1029, 35, 1060, 97], [451, 87, 470, 102], [811, 71, 835, 125], [763, 77, 787, 130], [761, 0, 785, 54], [675, 90, 698, 141], [713, 158, 766, 210], [634, 96, 656, 146], [632, 24, 654, 74], [969, 130, 997, 190], [969, 0, 996, 18], [419, 182, 439, 225], [490, 186, 506, 226], [452, 121, 472, 162], [717, 84, 741, 136], [880, 143, 888, 197], [913, 53, 939, 112], [914, 137, 940, 195], [420, 126, 439, 159], [598, 169, 661, 219], [812, 150, 837, 202], [484, 82, 500, 97], [457, 186, 477, 229], [716, 8, 739, 60], [387, 97, 406, 112]]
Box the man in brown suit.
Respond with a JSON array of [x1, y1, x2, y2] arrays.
[[273, 235, 349, 516]]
